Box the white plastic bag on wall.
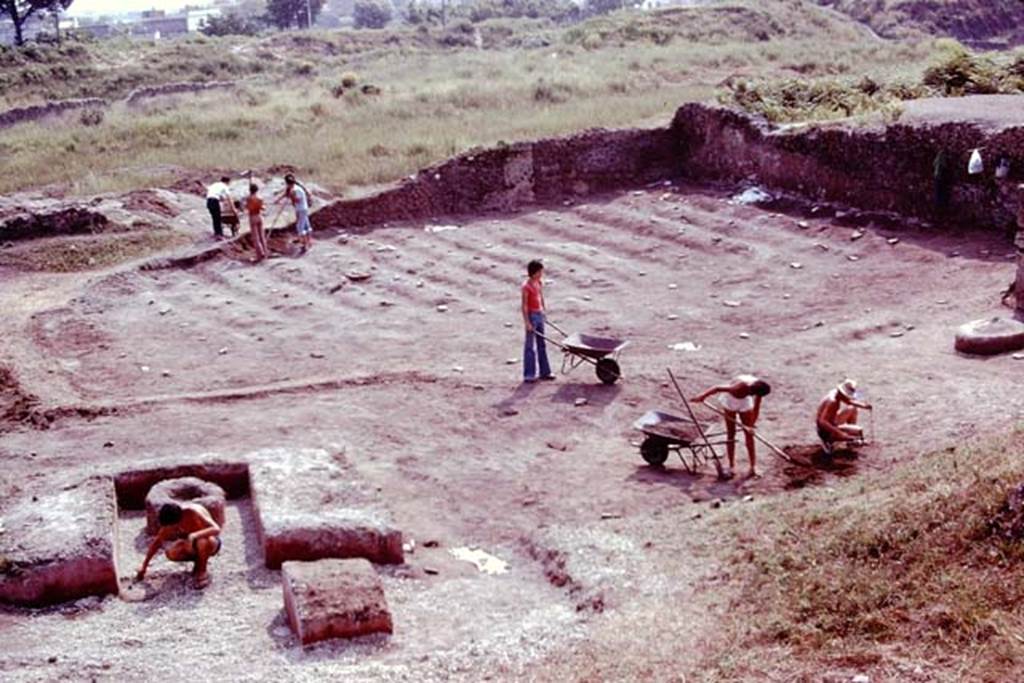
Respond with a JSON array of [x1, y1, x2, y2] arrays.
[[968, 149, 984, 175]]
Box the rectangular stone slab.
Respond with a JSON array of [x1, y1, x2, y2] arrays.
[[282, 558, 393, 645], [249, 448, 403, 568], [0, 476, 119, 607]]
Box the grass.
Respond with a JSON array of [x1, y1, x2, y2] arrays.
[[0, 230, 190, 271], [700, 429, 1024, 681], [0, 3, 934, 198]]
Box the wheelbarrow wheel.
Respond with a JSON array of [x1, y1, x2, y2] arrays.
[[595, 358, 620, 384], [640, 437, 669, 467]]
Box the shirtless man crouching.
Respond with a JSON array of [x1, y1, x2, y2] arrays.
[[136, 502, 222, 589], [816, 378, 873, 454]]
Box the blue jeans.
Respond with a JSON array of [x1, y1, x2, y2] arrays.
[[523, 312, 551, 380]]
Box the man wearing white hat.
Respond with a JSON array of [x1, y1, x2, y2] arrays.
[[816, 378, 873, 453]]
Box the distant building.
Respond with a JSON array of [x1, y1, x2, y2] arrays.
[[73, 7, 222, 42]]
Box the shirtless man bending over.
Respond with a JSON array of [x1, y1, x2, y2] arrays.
[[692, 374, 771, 478], [136, 502, 222, 589], [816, 378, 873, 454]]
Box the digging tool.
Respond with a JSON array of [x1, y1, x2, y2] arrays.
[[666, 369, 727, 480], [699, 399, 796, 464]]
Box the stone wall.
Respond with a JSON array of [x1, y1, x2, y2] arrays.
[[671, 103, 1024, 234], [0, 98, 107, 130], [311, 127, 679, 232]]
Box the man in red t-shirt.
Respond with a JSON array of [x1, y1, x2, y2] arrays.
[[521, 260, 554, 382]]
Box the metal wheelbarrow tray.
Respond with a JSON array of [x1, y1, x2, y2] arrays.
[[556, 332, 629, 384], [633, 410, 728, 472]]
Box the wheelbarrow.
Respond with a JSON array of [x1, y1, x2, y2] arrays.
[[537, 321, 629, 384], [633, 410, 729, 473]]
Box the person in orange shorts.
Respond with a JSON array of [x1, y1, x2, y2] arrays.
[[246, 183, 268, 261]]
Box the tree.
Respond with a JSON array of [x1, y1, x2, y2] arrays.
[[586, 0, 624, 16], [353, 0, 392, 29], [265, 0, 324, 30], [0, 0, 72, 46], [201, 12, 264, 37]]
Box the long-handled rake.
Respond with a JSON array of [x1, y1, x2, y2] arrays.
[[698, 398, 796, 464]]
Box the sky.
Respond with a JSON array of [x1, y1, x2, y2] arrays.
[[68, 1, 199, 16]]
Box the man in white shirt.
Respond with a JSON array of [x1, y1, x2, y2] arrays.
[[203, 176, 232, 239]]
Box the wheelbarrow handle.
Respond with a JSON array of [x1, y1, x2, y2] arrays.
[[544, 319, 569, 337]]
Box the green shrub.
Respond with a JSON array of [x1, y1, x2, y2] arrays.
[[922, 41, 1001, 95], [354, 0, 393, 30], [533, 78, 574, 104]]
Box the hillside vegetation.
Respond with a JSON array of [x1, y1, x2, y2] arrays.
[[820, 0, 1024, 46], [719, 39, 1024, 122], [0, 1, 934, 196], [703, 429, 1024, 681]]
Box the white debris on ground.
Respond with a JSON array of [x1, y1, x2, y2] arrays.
[[450, 547, 509, 575], [731, 186, 773, 205], [669, 341, 701, 352]]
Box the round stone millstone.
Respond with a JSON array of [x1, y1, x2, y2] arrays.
[[144, 476, 227, 534], [954, 316, 1024, 356]]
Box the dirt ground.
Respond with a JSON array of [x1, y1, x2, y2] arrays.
[[0, 180, 1021, 681]]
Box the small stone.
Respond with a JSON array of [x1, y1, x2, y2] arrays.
[[738, 332, 750, 339], [668, 283, 677, 290], [851, 676, 870, 683], [742, 495, 754, 502], [890, 331, 904, 338], [851, 231, 865, 241], [666, 314, 679, 321], [217, 347, 228, 355], [723, 300, 741, 308], [158, 306, 171, 316], [1012, 353, 1024, 360], [436, 304, 449, 312], [814, 243, 829, 251], [424, 567, 440, 575], [161, 370, 171, 377], [310, 352, 326, 359], [452, 366, 464, 373], [379, 300, 394, 307], [504, 321, 513, 328], [103, 441, 114, 448], [887, 237, 900, 245], [346, 271, 371, 282], [847, 255, 860, 261], [140, 365, 150, 372], [501, 407, 519, 417], [505, 358, 518, 365], [573, 397, 588, 407], [790, 262, 803, 269], [797, 221, 809, 229]]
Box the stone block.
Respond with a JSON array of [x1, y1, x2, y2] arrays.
[[249, 448, 403, 568], [114, 459, 248, 509], [0, 476, 119, 607], [282, 558, 392, 645]]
